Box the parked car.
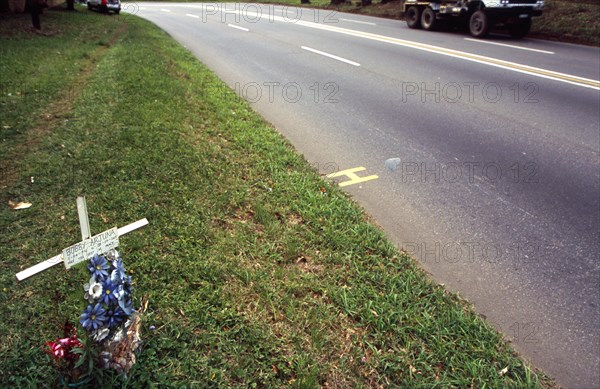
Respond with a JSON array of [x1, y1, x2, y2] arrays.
[[87, 0, 121, 14]]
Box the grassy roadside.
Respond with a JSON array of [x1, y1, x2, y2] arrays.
[[1, 9, 555, 387], [530, 0, 599, 45], [142, 0, 599, 46]]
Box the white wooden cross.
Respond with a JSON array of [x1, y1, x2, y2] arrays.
[[16, 196, 148, 281]]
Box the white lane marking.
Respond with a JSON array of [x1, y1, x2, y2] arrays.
[[228, 24, 249, 32], [301, 46, 361, 67], [464, 38, 555, 54], [186, 13, 199, 19], [139, 6, 146, 10], [160, 8, 171, 12], [227, 9, 598, 90], [340, 18, 376, 26]]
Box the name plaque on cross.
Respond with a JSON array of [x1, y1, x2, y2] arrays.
[[63, 227, 119, 269]]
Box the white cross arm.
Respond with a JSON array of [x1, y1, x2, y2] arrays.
[[15, 218, 149, 282]]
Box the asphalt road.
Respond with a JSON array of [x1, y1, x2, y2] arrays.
[[127, 3, 600, 387]]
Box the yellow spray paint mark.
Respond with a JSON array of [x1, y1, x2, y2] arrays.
[[327, 167, 378, 187]]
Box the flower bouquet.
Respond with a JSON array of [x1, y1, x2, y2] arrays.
[[81, 249, 143, 376], [45, 249, 145, 383]]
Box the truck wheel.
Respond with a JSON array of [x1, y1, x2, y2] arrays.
[[508, 18, 531, 38], [469, 10, 490, 38], [421, 8, 438, 31], [406, 6, 422, 29]]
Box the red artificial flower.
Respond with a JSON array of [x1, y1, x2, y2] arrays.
[[45, 341, 65, 360], [44, 321, 84, 370]]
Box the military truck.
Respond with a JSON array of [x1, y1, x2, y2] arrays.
[[404, 0, 544, 38]]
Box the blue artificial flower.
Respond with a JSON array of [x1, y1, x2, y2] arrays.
[[87, 254, 110, 281], [113, 283, 125, 306], [114, 257, 126, 278], [119, 297, 135, 316], [122, 274, 133, 294], [99, 279, 118, 305], [106, 306, 125, 328], [110, 257, 127, 285], [80, 303, 107, 332]]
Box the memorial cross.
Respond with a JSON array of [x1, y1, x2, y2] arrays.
[[16, 197, 148, 281]]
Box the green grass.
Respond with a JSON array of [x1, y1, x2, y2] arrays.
[[1, 8, 555, 387], [531, 0, 600, 45]]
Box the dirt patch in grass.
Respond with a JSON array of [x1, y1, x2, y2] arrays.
[[0, 8, 127, 196]]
